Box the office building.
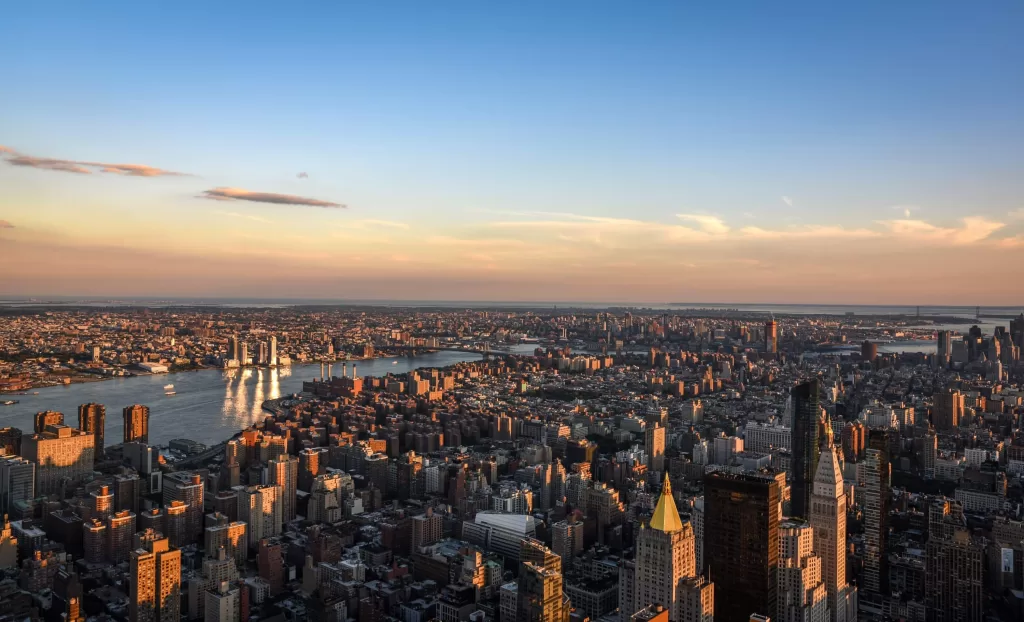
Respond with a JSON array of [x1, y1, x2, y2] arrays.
[[933, 390, 964, 431], [810, 431, 856, 622], [633, 474, 698, 622], [790, 379, 821, 518], [645, 425, 666, 473], [267, 455, 298, 522], [268, 335, 277, 366], [123, 404, 150, 444], [163, 472, 205, 543], [411, 508, 442, 551], [130, 534, 181, 622], [704, 470, 784, 622], [34, 410, 64, 434], [861, 431, 890, 598], [518, 538, 571, 622], [22, 424, 95, 495], [0, 516, 17, 568], [551, 516, 584, 566], [83, 519, 106, 564], [108, 510, 137, 563], [0, 427, 22, 457], [258, 538, 284, 595], [0, 455, 35, 515], [206, 581, 242, 622], [860, 341, 877, 362], [77, 403, 106, 461], [462, 511, 538, 562], [298, 447, 327, 492], [236, 485, 282, 549], [777, 521, 828, 622], [925, 499, 983, 622], [164, 501, 189, 548], [765, 320, 778, 354], [205, 512, 247, 569]]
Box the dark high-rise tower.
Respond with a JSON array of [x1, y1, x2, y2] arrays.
[[78, 403, 106, 461], [703, 470, 784, 622], [862, 430, 890, 600], [790, 379, 821, 518], [123, 404, 150, 444], [765, 320, 778, 354]]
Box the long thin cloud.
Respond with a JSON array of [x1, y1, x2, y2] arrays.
[[200, 187, 345, 208], [0, 220, 13, 229], [1, 147, 187, 177]]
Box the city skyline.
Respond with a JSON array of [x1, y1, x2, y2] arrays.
[[2, 1, 1024, 303]]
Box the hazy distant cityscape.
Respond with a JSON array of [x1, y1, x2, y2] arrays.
[[0, 302, 1022, 622]]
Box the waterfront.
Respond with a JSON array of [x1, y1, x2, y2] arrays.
[[0, 351, 484, 447]]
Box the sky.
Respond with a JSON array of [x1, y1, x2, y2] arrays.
[[1, 1, 1023, 304]]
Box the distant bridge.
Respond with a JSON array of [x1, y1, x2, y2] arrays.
[[378, 345, 511, 356]]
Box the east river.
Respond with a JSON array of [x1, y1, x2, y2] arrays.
[[0, 352, 486, 447]]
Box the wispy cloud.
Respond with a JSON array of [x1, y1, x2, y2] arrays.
[[297, 172, 309, 179], [1, 147, 187, 177], [214, 210, 275, 224], [739, 225, 880, 240], [0, 220, 13, 229], [200, 187, 345, 208], [1008, 208, 1024, 220], [877, 217, 1004, 245], [676, 213, 729, 234], [352, 219, 409, 229], [781, 196, 794, 207]]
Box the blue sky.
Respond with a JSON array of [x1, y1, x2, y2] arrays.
[[1, 1, 1023, 302]]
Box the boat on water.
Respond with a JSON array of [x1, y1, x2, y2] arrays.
[[164, 384, 174, 390], [1, 400, 18, 406], [165, 391, 176, 396], [392, 360, 398, 365]]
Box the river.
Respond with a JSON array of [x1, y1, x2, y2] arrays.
[[0, 352, 485, 447]]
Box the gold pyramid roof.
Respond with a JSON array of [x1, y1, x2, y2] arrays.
[[649, 473, 683, 532]]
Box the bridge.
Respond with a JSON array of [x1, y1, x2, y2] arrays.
[[376, 345, 512, 356]]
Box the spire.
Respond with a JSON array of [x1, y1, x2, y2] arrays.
[[649, 473, 683, 532]]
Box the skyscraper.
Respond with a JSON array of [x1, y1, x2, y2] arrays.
[[163, 472, 204, 543], [267, 455, 298, 523], [645, 425, 666, 474], [237, 485, 282, 549], [78, 403, 106, 461], [130, 533, 181, 622], [925, 499, 982, 622], [790, 379, 821, 518], [704, 470, 784, 622], [0, 455, 35, 515], [765, 320, 778, 354], [268, 335, 277, 366], [936, 330, 952, 364], [633, 474, 699, 622], [861, 431, 890, 599], [932, 390, 964, 431], [810, 430, 856, 622], [123, 404, 150, 444], [518, 538, 571, 622], [551, 515, 584, 567], [777, 521, 828, 622]]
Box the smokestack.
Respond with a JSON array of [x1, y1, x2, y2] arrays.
[[353, 364, 357, 379], [343, 362, 348, 378], [327, 363, 332, 379], [320, 362, 324, 381]]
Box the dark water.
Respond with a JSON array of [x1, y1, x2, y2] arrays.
[[0, 352, 484, 446]]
